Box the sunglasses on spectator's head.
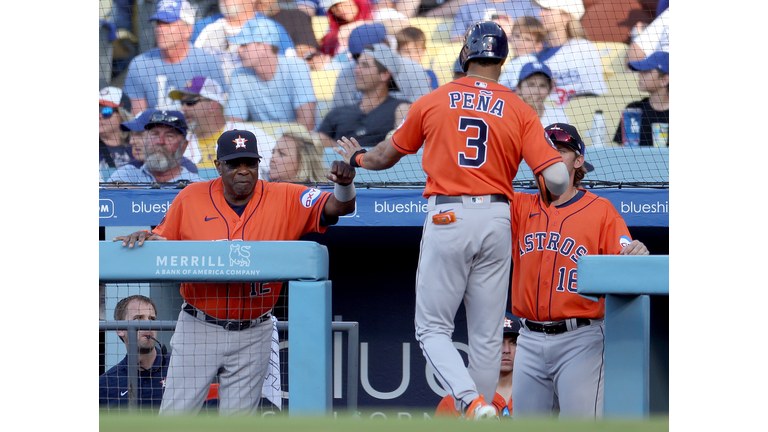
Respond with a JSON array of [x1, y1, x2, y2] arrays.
[[547, 130, 580, 153], [181, 98, 204, 106], [223, 158, 260, 169], [101, 106, 114, 119]]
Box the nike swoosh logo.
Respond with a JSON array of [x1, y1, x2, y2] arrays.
[[205, 216, 219, 221], [120, 390, 129, 396], [529, 213, 540, 218]]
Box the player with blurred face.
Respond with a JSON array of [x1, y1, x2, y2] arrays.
[[115, 297, 158, 358]]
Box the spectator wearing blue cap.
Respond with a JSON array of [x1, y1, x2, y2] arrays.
[[120, 109, 200, 175], [515, 62, 569, 127], [109, 111, 202, 183], [226, 18, 317, 131], [613, 51, 669, 147], [330, 23, 431, 111], [193, 0, 297, 85], [123, 0, 226, 115]]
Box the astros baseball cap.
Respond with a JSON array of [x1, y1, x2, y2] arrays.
[[99, 86, 132, 112], [348, 23, 387, 56], [217, 130, 262, 161], [545, 123, 594, 172], [530, 0, 585, 19], [150, 0, 195, 25], [227, 17, 281, 48], [144, 110, 188, 136], [120, 110, 153, 132], [518, 61, 553, 85], [169, 76, 227, 105], [628, 51, 669, 74], [503, 313, 521, 335]]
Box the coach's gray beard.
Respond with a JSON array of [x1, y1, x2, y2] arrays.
[[145, 146, 184, 173]]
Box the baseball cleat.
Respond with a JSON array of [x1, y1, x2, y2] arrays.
[[465, 395, 499, 420]]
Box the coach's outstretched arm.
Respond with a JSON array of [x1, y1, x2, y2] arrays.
[[113, 230, 167, 248], [323, 160, 357, 218], [334, 136, 405, 171]]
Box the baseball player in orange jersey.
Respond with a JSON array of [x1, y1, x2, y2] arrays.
[[335, 21, 569, 420], [435, 313, 521, 419], [114, 127, 357, 415], [510, 123, 648, 419]]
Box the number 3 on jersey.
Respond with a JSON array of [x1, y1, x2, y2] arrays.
[[457, 117, 488, 168]]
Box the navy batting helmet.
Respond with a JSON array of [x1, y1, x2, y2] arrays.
[[459, 21, 509, 73]]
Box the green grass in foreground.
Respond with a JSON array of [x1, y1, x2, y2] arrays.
[[100, 411, 669, 432]]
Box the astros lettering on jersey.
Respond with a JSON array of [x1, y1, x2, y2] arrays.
[[509, 189, 632, 321]]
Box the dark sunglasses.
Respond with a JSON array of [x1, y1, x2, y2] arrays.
[[150, 112, 180, 123], [101, 106, 114, 119], [223, 158, 260, 169], [181, 98, 204, 106]]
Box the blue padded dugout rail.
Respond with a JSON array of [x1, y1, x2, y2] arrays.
[[577, 255, 669, 418], [99, 240, 332, 416]]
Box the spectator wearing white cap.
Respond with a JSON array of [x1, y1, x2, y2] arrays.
[[515, 61, 569, 127], [194, 0, 297, 85], [532, 0, 606, 107], [318, 43, 410, 148], [450, 0, 541, 42], [123, 0, 226, 115], [168, 76, 277, 180], [99, 86, 138, 176], [226, 18, 317, 131]]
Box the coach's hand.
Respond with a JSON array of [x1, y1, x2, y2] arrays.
[[113, 230, 167, 248], [619, 240, 649, 255], [334, 136, 363, 166], [327, 160, 356, 185]]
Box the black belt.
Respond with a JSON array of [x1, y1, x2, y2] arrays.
[[183, 303, 271, 331], [434, 194, 509, 204], [523, 318, 593, 335]]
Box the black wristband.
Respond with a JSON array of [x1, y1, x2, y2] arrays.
[[349, 149, 367, 168]]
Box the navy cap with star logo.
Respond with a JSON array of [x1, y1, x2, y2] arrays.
[[216, 129, 262, 161], [503, 312, 521, 335]]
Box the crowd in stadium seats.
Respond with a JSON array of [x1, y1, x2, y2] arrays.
[[99, 0, 669, 185]]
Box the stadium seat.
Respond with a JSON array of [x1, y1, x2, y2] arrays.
[[563, 95, 642, 148], [594, 41, 628, 80], [312, 15, 329, 42], [408, 17, 451, 44], [311, 69, 339, 118], [605, 71, 643, 100], [427, 42, 462, 74]]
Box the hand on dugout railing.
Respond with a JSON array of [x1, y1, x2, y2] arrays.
[[619, 240, 649, 255], [333, 136, 364, 166], [326, 160, 356, 185], [113, 230, 167, 248]]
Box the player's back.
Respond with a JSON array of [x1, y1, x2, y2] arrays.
[[391, 76, 559, 199]]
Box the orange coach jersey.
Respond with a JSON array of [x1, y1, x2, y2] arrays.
[[510, 189, 632, 321], [391, 76, 562, 199], [152, 178, 332, 320], [435, 392, 511, 418]]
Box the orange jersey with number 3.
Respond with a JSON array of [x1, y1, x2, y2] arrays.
[[152, 178, 331, 320], [391, 76, 562, 199], [510, 189, 632, 321]]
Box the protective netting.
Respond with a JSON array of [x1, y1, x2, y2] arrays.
[[99, 0, 668, 189]]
